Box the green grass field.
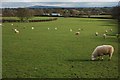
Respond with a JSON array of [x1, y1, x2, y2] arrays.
[[2, 17, 119, 78]]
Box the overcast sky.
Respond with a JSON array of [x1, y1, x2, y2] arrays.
[[1, 0, 120, 2], [1, 1, 119, 8]]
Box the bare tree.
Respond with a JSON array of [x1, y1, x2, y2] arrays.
[[70, 9, 80, 17], [87, 11, 91, 18], [64, 9, 70, 17], [16, 8, 34, 22]]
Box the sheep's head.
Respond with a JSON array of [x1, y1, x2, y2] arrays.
[[91, 55, 96, 61]]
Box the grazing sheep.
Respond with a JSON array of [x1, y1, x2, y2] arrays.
[[116, 34, 119, 38], [14, 29, 19, 34], [95, 32, 98, 36], [103, 34, 107, 39], [105, 30, 108, 33], [32, 27, 34, 29], [75, 32, 80, 35], [14, 29, 17, 31], [91, 45, 114, 61], [55, 27, 57, 30], [48, 28, 50, 30], [110, 29, 112, 32], [70, 29, 72, 32], [15, 30, 19, 34], [11, 24, 13, 26], [0, 24, 2, 26]]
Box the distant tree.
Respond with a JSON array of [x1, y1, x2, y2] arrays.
[[16, 8, 34, 22], [34, 9, 44, 16], [87, 11, 91, 18], [79, 10, 85, 17], [2, 8, 17, 17], [54, 9, 63, 16], [44, 9, 52, 15], [64, 9, 70, 17], [70, 9, 80, 17], [112, 6, 120, 21], [112, 6, 120, 34]]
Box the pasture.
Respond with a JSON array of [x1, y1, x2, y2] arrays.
[[2, 17, 119, 78]]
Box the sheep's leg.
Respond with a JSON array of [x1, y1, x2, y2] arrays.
[[101, 56, 104, 60], [97, 56, 100, 60], [108, 53, 112, 61], [98, 56, 103, 61]]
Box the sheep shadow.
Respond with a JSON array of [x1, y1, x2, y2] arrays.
[[65, 59, 103, 62]]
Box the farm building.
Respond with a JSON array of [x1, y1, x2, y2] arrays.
[[51, 13, 61, 16]]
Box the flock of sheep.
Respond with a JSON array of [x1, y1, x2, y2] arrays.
[[10, 23, 118, 61], [95, 29, 119, 39], [11, 22, 119, 39]]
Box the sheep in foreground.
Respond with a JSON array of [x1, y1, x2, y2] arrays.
[[75, 32, 80, 35], [91, 45, 114, 61]]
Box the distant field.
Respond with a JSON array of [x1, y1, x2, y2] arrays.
[[2, 17, 119, 78], [90, 15, 112, 17]]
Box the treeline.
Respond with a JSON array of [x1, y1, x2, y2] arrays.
[[2, 7, 113, 17], [1, 6, 120, 22], [112, 6, 120, 21]]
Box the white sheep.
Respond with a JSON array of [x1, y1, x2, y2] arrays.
[[95, 32, 98, 36], [110, 29, 112, 32], [55, 27, 57, 30], [11, 23, 13, 26], [0, 24, 2, 26], [14, 29, 17, 31], [32, 27, 34, 29], [75, 32, 80, 35], [116, 34, 119, 38], [15, 30, 19, 34], [48, 28, 50, 30], [103, 34, 106, 39], [14, 29, 19, 34], [70, 29, 72, 32], [91, 45, 114, 61], [105, 30, 108, 33]]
